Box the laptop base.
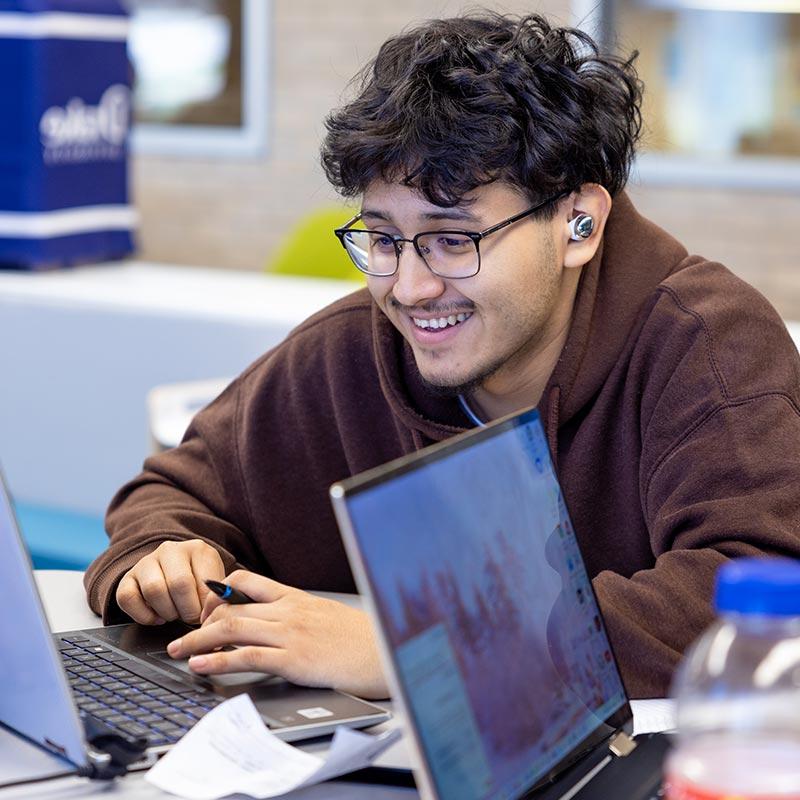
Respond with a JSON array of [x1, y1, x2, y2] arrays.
[[0, 724, 75, 788], [59, 623, 389, 750]]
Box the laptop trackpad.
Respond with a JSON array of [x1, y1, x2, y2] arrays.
[[147, 649, 278, 687]]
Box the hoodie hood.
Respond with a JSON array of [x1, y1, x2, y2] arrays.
[[373, 192, 690, 442], [545, 192, 689, 425]]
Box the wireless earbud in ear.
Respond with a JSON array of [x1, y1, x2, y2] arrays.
[[568, 214, 594, 241]]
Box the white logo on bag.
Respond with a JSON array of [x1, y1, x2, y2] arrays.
[[39, 85, 130, 164]]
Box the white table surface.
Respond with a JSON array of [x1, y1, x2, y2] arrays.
[[0, 263, 362, 517], [0, 570, 415, 799]]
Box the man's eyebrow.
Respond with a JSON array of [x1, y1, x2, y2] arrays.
[[422, 209, 479, 223], [359, 208, 391, 221], [360, 207, 480, 224]]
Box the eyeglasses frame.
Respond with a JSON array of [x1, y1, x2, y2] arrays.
[[333, 190, 568, 279]]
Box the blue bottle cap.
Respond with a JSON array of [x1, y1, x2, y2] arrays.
[[715, 557, 800, 616]]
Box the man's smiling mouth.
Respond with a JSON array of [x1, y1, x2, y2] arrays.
[[411, 312, 473, 330]]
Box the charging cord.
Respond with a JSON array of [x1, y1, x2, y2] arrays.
[[79, 717, 149, 780]]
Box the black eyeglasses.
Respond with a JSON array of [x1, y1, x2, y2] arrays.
[[333, 192, 566, 279]]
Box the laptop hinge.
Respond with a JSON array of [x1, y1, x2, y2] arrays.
[[608, 731, 637, 757]]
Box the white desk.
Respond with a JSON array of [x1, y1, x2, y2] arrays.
[[0, 263, 362, 517], [0, 571, 415, 799]]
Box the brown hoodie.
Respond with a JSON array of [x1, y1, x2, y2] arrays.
[[85, 194, 800, 698]]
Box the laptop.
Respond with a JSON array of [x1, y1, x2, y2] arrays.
[[331, 408, 670, 800], [0, 469, 388, 780]]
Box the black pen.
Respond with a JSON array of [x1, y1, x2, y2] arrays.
[[205, 579, 255, 605]]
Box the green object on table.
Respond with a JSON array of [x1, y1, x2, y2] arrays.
[[268, 206, 365, 282]]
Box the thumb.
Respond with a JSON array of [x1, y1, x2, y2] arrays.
[[191, 545, 226, 609]]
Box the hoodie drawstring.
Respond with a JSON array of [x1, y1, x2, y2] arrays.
[[410, 428, 426, 450], [546, 385, 561, 472]]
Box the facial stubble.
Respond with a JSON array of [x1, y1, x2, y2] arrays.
[[417, 232, 562, 399]]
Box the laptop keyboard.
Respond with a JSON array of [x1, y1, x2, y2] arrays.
[[57, 633, 223, 747]]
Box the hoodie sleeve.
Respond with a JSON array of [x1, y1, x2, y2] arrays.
[[83, 376, 263, 623], [83, 293, 402, 623], [592, 272, 800, 699], [595, 394, 800, 697]]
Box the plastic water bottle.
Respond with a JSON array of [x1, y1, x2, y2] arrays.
[[665, 557, 800, 799]]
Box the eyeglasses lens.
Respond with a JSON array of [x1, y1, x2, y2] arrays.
[[342, 230, 478, 278]]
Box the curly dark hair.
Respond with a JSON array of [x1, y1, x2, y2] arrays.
[[321, 12, 643, 214]]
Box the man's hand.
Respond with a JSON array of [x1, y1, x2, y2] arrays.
[[165, 570, 389, 700], [116, 540, 225, 625]]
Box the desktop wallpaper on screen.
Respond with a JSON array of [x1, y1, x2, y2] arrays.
[[347, 416, 626, 800]]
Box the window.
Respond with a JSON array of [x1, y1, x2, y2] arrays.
[[124, 0, 269, 157], [603, 0, 800, 187]]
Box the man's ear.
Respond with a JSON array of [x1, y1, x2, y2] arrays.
[[561, 184, 612, 270]]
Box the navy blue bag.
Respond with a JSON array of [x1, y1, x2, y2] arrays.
[[0, 0, 135, 269]]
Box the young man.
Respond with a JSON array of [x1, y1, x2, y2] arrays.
[[85, 13, 800, 699]]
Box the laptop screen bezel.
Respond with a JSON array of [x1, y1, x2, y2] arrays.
[[331, 408, 634, 800]]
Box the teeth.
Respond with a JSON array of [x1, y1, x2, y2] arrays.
[[412, 312, 472, 330]]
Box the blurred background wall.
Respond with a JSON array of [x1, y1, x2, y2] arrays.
[[131, 0, 800, 316]]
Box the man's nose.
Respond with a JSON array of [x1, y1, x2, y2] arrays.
[[390, 243, 446, 308]]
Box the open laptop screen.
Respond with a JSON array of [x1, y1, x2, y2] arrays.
[[336, 410, 628, 800], [0, 470, 87, 768]]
